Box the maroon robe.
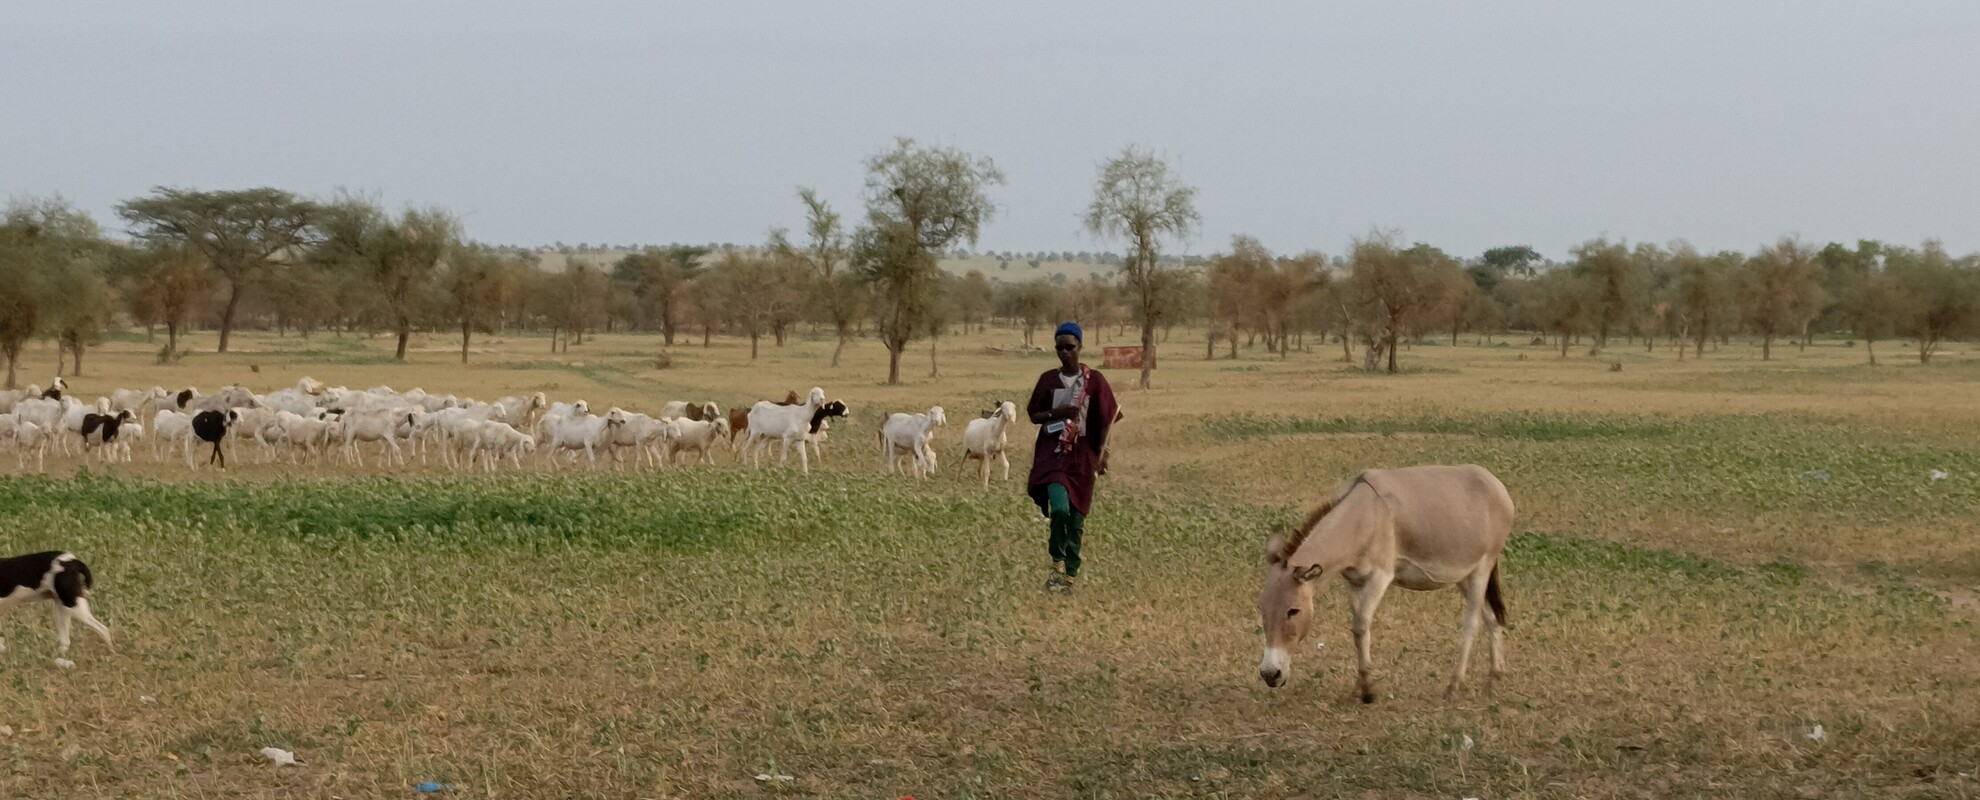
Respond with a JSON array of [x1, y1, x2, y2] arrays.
[[1025, 365, 1118, 516]]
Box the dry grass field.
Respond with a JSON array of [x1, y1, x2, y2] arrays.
[[1, 325, 1977, 799]]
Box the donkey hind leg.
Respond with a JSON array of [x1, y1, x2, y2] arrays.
[[1448, 569, 1492, 699], [1347, 570, 1395, 704]]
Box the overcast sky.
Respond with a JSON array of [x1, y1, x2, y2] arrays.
[[5, 2, 1979, 260]]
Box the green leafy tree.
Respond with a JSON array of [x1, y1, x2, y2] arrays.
[[1886, 242, 1980, 364], [117, 187, 320, 353], [855, 138, 1003, 384], [314, 198, 460, 360], [1740, 238, 1821, 361], [1086, 147, 1199, 388]]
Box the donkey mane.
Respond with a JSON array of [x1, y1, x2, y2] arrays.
[[1271, 474, 1371, 563]]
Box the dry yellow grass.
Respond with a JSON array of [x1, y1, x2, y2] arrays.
[[0, 327, 1975, 798]]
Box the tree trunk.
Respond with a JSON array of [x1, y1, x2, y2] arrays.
[[217, 280, 244, 353], [395, 317, 412, 360], [1865, 336, 1876, 365], [886, 341, 902, 385], [750, 331, 759, 360], [1920, 337, 1934, 364], [702, 325, 711, 348], [831, 332, 847, 367], [461, 320, 472, 364], [1139, 321, 1155, 388], [550, 327, 559, 353], [1761, 332, 1773, 361], [3, 352, 13, 390], [167, 321, 179, 357], [1561, 332, 1571, 358], [930, 335, 939, 378], [1206, 332, 1216, 360], [70, 342, 83, 376]]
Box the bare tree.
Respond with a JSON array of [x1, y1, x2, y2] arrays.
[[1086, 147, 1199, 388]]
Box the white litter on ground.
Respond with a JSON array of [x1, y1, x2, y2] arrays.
[[260, 747, 299, 767]]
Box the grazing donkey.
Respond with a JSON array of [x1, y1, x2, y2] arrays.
[[0, 551, 113, 660], [1257, 465, 1514, 702]]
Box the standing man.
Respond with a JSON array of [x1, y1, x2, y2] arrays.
[[1027, 321, 1118, 594]]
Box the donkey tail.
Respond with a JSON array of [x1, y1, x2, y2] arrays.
[[1485, 562, 1507, 627]]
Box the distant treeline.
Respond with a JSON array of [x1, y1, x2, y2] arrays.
[[5, 143, 1975, 388]]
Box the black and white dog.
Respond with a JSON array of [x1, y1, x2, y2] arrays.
[[0, 551, 112, 658]]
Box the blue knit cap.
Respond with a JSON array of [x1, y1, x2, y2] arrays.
[[1054, 321, 1083, 343]]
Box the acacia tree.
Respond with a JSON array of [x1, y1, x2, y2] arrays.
[[315, 199, 459, 360], [954, 269, 995, 333], [1086, 147, 1199, 388], [855, 138, 1003, 385], [1741, 238, 1820, 361], [1839, 267, 1898, 365], [1345, 234, 1443, 373], [118, 187, 319, 353], [0, 212, 51, 388], [443, 244, 517, 363], [797, 188, 865, 366], [1568, 238, 1644, 355], [1886, 242, 1980, 364], [43, 258, 114, 376]]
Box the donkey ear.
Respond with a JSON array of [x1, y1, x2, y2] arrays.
[[1264, 534, 1286, 564], [1293, 563, 1325, 583]]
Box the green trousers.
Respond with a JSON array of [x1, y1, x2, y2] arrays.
[[1046, 483, 1086, 577]]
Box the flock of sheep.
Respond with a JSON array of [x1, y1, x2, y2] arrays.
[[0, 376, 1026, 487]]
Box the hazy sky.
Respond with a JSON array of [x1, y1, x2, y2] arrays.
[[6, 2, 1979, 260]]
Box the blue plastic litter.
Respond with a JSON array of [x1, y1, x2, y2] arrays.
[[414, 782, 454, 793]]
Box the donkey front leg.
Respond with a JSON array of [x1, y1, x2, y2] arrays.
[[1347, 570, 1395, 704]]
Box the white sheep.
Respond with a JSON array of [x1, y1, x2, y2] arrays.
[[961, 401, 1019, 488], [742, 388, 828, 474], [468, 421, 535, 472], [665, 417, 730, 466], [544, 407, 625, 469], [150, 409, 195, 466], [879, 406, 947, 479]]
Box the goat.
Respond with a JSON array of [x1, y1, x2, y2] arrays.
[[961, 400, 1019, 488], [6, 420, 50, 472], [108, 386, 172, 421], [606, 411, 672, 469], [268, 411, 340, 464], [0, 551, 112, 661], [79, 410, 135, 463], [659, 400, 720, 423], [340, 407, 419, 467], [192, 385, 259, 413], [879, 406, 947, 479], [41, 376, 67, 400], [468, 421, 535, 472], [544, 407, 626, 469], [742, 387, 827, 473], [666, 417, 730, 466], [149, 409, 194, 466], [492, 392, 548, 431], [727, 391, 799, 447]]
